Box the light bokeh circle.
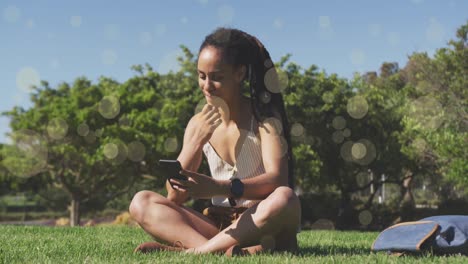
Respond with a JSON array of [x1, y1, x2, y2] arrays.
[[264, 68, 288, 93], [332, 116, 346, 130], [77, 123, 90, 137], [2, 129, 48, 178], [351, 142, 367, 160], [264, 117, 283, 136], [322, 91, 334, 104], [343, 128, 351, 138], [164, 137, 179, 153], [47, 118, 68, 140], [16, 67, 40, 92], [332, 130, 344, 144], [407, 96, 443, 131], [290, 123, 305, 137], [98, 95, 120, 119], [3, 5, 20, 23], [128, 141, 146, 162], [103, 143, 119, 159], [353, 139, 377, 165], [347, 95, 369, 119], [358, 210, 373, 226], [260, 91, 272, 104]]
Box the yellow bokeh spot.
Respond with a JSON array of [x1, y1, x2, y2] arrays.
[[164, 137, 178, 153], [47, 118, 68, 140], [77, 123, 89, 136], [351, 142, 367, 159], [98, 95, 120, 119], [290, 123, 305, 137], [264, 68, 288, 93], [332, 130, 344, 144], [2, 129, 48, 178], [347, 95, 369, 119], [332, 116, 346, 130], [128, 141, 146, 162], [103, 143, 119, 159], [358, 210, 373, 226]]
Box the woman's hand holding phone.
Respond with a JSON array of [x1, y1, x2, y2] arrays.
[[159, 159, 187, 190], [169, 169, 227, 199]]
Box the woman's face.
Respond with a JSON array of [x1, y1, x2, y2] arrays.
[[197, 46, 245, 103]]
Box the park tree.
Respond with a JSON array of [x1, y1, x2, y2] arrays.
[[1, 46, 202, 226], [400, 21, 468, 197]]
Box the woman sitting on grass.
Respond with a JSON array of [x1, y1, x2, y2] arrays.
[[129, 27, 301, 256]]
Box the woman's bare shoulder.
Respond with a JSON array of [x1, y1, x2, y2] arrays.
[[258, 112, 283, 137]]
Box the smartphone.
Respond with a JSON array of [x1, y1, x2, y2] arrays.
[[159, 159, 188, 181]]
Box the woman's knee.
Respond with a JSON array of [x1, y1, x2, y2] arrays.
[[257, 186, 300, 223], [271, 186, 300, 209], [129, 190, 166, 222]]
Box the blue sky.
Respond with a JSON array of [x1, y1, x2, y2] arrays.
[[0, 0, 467, 144]]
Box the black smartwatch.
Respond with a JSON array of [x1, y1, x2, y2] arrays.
[[228, 178, 244, 206]]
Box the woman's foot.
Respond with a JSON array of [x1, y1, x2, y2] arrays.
[[133, 241, 185, 253], [225, 244, 264, 257]]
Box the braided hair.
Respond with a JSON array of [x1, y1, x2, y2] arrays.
[[198, 27, 295, 189]]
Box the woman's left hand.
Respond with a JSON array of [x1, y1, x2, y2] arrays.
[[169, 169, 226, 199]]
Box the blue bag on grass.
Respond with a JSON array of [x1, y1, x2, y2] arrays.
[[372, 215, 468, 255]]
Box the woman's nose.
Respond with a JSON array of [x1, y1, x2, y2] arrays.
[[203, 79, 213, 92]]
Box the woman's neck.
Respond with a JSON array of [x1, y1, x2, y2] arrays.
[[211, 93, 248, 125]]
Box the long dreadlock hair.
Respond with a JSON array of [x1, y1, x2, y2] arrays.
[[198, 27, 295, 189]]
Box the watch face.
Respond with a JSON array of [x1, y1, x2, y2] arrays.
[[231, 178, 244, 198]]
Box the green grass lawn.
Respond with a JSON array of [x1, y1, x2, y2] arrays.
[[0, 225, 466, 263]]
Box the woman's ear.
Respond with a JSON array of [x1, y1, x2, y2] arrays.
[[236, 65, 247, 82]]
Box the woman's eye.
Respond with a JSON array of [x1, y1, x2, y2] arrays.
[[212, 75, 223, 81], [199, 75, 206, 80]]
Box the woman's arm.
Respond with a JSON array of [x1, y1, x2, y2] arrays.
[[166, 116, 202, 205], [166, 104, 221, 204], [172, 115, 290, 201], [233, 116, 289, 199]]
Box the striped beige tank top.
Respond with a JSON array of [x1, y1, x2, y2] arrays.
[[202, 116, 265, 208]]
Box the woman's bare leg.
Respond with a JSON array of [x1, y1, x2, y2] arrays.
[[190, 186, 301, 254], [129, 190, 219, 248]]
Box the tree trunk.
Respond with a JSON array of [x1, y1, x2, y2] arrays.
[[399, 170, 415, 221], [69, 198, 81, 227]]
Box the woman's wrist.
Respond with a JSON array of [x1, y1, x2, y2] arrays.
[[216, 180, 231, 197], [184, 141, 204, 153]]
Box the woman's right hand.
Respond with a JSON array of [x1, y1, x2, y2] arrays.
[[185, 104, 222, 147]]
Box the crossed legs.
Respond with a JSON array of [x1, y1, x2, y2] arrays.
[[129, 186, 301, 254]]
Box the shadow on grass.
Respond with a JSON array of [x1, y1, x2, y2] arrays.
[[296, 245, 371, 256]]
